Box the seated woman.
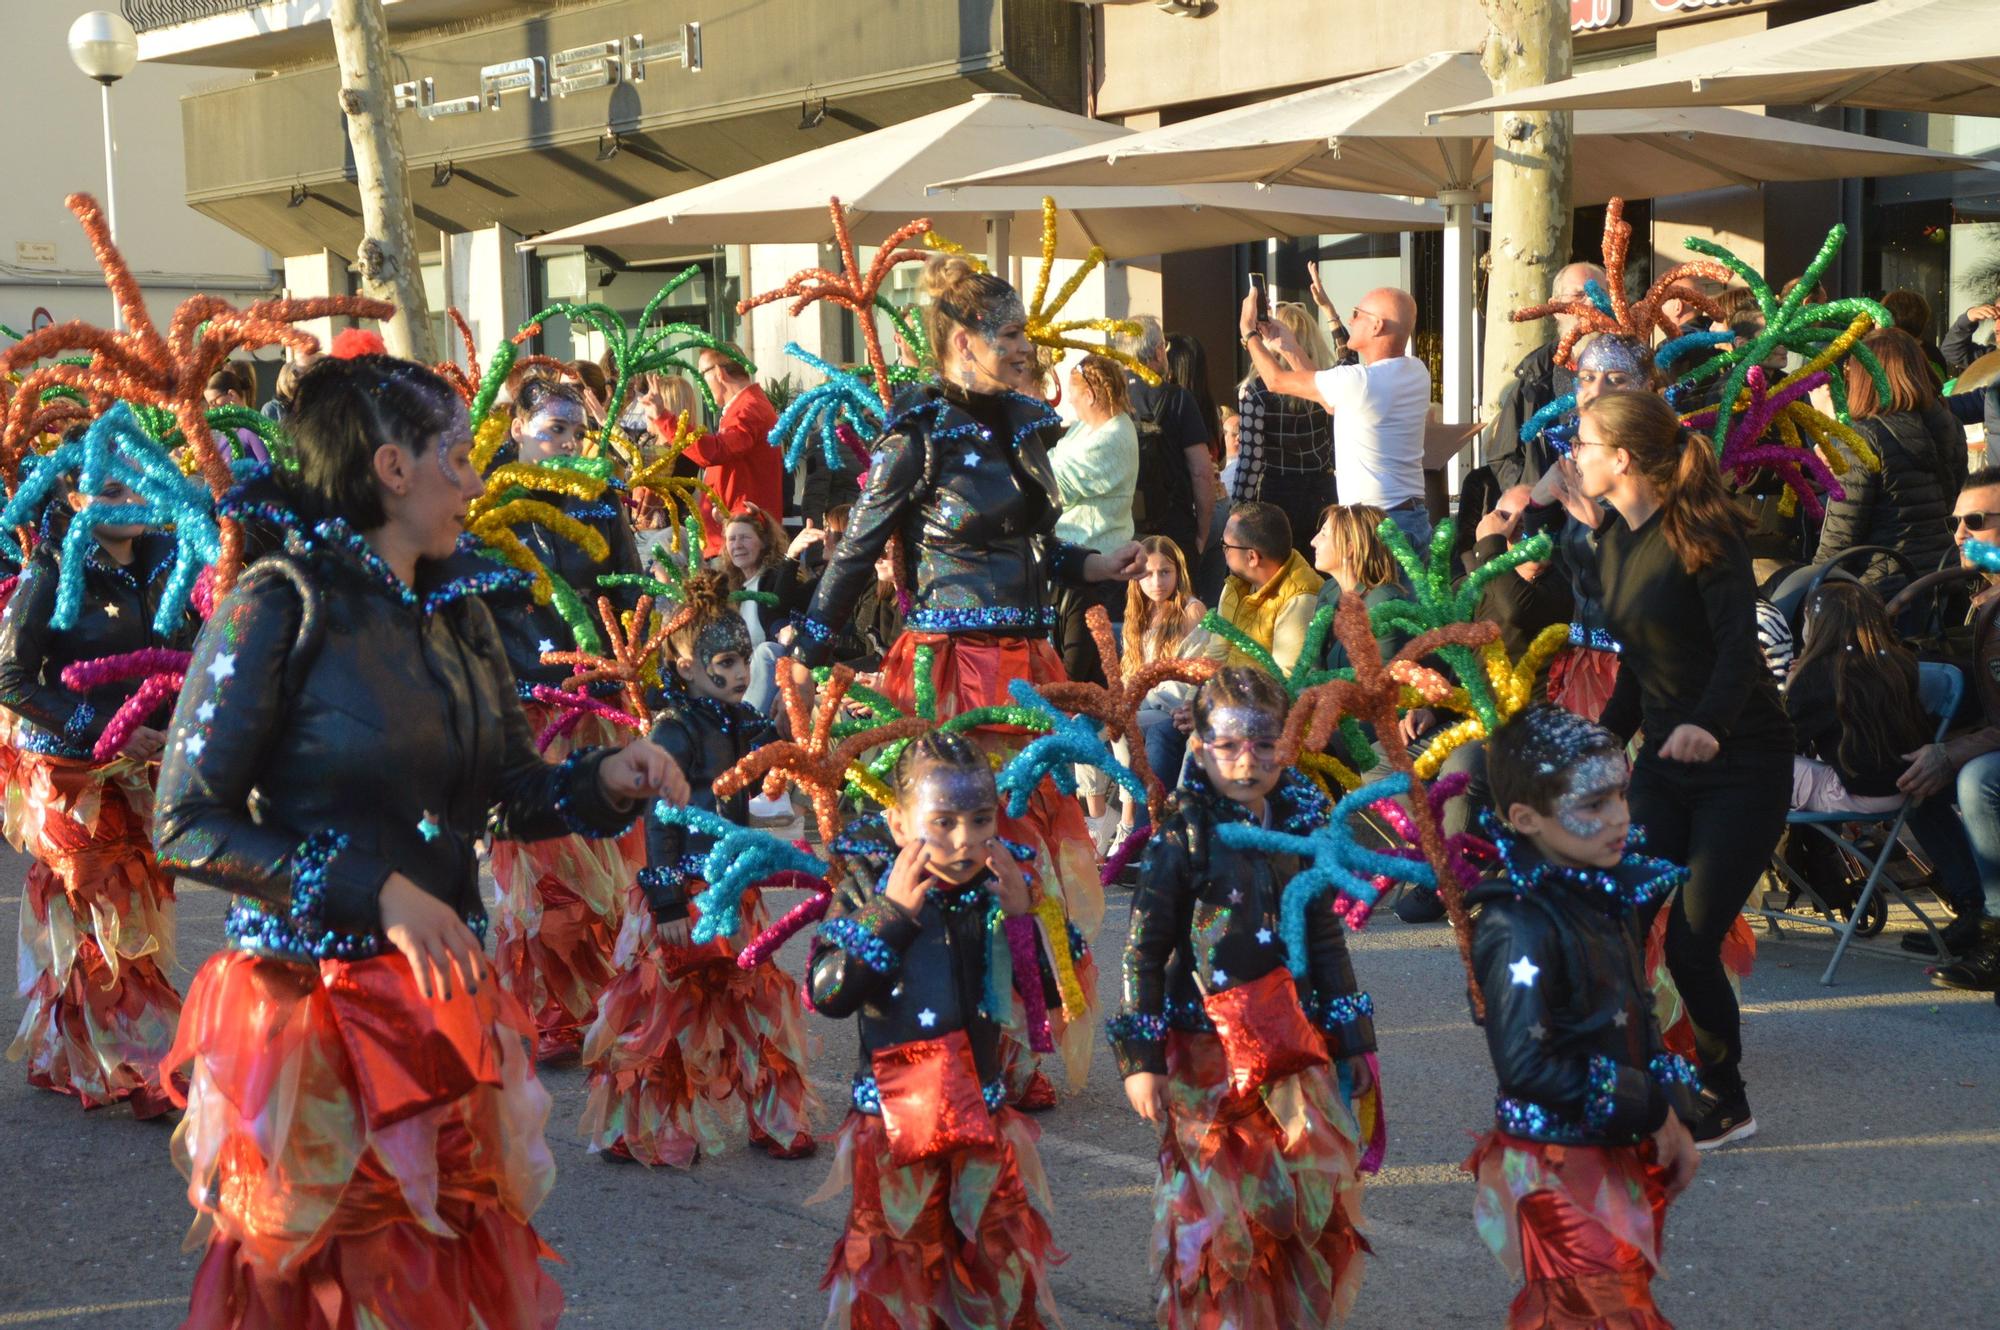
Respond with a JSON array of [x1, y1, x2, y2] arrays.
[[1785, 581, 1930, 815], [1116, 535, 1210, 840], [1309, 503, 1406, 674], [718, 504, 813, 712]]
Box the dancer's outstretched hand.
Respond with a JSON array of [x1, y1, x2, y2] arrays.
[[381, 872, 489, 1002], [601, 739, 690, 807], [1124, 1071, 1168, 1124]]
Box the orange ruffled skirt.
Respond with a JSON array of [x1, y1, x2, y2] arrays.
[[1153, 1031, 1370, 1329], [490, 708, 642, 1062], [880, 631, 1101, 1093], [165, 951, 563, 1330], [6, 752, 182, 1118], [579, 882, 818, 1166], [813, 1106, 1064, 1330], [1465, 1132, 1673, 1329]]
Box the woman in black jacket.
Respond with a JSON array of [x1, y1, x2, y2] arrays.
[[153, 355, 685, 1329], [1814, 328, 1966, 595], [1560, 389, 1793, 1152]]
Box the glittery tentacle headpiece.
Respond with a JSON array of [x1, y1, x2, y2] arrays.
[[1023, 197, 1158, 385]]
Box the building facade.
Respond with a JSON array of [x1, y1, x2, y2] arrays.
[[133, 0, 2000, 433]]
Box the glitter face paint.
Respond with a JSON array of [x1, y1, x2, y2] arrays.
[[907, 763, 999, 818], [517, 399, 586, 462], [1576, 334, 1650, 380], [1552, 750, 1631, 839], [693, 615, 753, 668], [1197, 704, 1284, 757], [903, 762, 1000, 882]]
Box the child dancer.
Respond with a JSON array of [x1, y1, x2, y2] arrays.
[[581, 571, 818, 1164], [1112, 667, 1374, 1329], [810, 731, 1062, 1330], [1464, 704, 1701, 1329]]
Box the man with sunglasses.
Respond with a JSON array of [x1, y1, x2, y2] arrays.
[[1894, 470, 2000, 995]]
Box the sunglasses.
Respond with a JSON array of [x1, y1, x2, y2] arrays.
[[1956, 511, 2000, 532]]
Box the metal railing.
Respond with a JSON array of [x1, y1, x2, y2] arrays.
[[122, 1, 268, 34]]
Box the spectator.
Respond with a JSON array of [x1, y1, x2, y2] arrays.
[[1051, 353, 1142, 688], [1241, 286, 1433, 547], [631, 373, 706, 534], [1489, 262, 1606, 487], [1200, 405, 1243, 604], [1892, 468, 2000, 986], [1308, 503, 1406, 675], [1786, 582, 1929, 815], [260, 355, 314, 424], [1940, 298, 2000, 442], [1116, 318, 1215, 564], [1304, 259, 1361, 368], [1117, 534, 1211, 837], [1165, 333, 1224, 462], [839, 548, 905, 674], [203, 367, 269, 465], [1814, 328, 1966, 596], [570, 358, 611, 430], [1232, 302, 1337, 562], [1882, 289, 1948, 386], [1205, 500, 1324, 675], [719, 504, 810, 713], [671, 345, 782, 558]]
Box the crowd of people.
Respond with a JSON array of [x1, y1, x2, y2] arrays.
[[2, 185, 1998, 1330]]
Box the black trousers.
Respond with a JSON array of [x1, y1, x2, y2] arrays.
[[1055, 579, 1126, 688], [1629, 745, 1791, 1098]]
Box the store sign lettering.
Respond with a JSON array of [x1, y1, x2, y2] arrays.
[[1650, 0, 1752, 12], [1570, 0, 1623, 30], [393, 24, 700, 120]]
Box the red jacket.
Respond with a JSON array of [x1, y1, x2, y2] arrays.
[[667, 384, 782, 557]]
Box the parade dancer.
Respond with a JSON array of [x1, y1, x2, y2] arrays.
[[154, 356, 685, 1328], [785, 252, 1144, 1105], [1112, 667, 1375, 1329], [809, 731, 1063, 1330], [487, 375, 647, 1061], [581, 570, 819, 1164], [0, 430, 196, 1117], [1464, 704, 1701, 1329]]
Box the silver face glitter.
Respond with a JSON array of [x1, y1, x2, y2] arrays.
[[1552, 750, 1630, 839], [693, 616, 753, 673], [1576, 334, 1650, 380], [907, 763, 998, 819], [1197, 705, 1284, 746]]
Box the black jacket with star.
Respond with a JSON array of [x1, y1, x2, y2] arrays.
[[1468, 823, 1699, 1146], [642, 690, 777, 923], [490, 487, 644, 690], [808, 828, 1031, 1094], [795, 381, 1092, 664], [1109, 767, 1375, 1080], [0, 534, 198, 759], [153, 523, 636, 962]]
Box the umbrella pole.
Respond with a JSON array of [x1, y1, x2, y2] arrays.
[[986, 215, 1011, 274], [1440, 189, 1478, 437]]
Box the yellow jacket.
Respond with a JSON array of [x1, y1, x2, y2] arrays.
[[1208, 551, 1326, 674]]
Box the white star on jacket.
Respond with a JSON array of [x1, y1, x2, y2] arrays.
[[1256, 928, 1273, 945], [963, 451, 981, 468], [1509, 955, 1540, 987], [206, 652, 236, 685], [103, 604, 119, 618], [183, 732, 207, 760], [195, 701, 216, 723], [537, 638, 556, 656], [1210, 968, 1229, 986], [917, 1008, 937, 1028]]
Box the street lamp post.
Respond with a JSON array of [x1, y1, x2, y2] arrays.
[[67, 11, 139, 329]]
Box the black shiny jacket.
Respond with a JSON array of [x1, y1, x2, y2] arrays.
[[642, 691, 776, 922], [0, 534, 197, 758], [153, 523, 636, 962], [1468, 823, 1700, 1146], [1109, 768, 1376, 1080], [491, 489, 643, 690], [796, 383, 1091, 663], [809, 851, 1018, 1094]]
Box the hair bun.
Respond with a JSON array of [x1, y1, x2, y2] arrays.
[[922, 253, 984, 301]]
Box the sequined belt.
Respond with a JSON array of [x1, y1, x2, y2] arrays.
[[851, 1070, 1007, 1116], [1567, 623, 1622, 654], [903, 605, 1057, 634]]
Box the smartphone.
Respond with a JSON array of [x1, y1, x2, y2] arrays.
[[1247, 273, 1268, 328]]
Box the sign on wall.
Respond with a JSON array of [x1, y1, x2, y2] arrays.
[[393, 25, 700, 120]]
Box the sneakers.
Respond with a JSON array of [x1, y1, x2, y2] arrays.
[[1929, 918, 2000, 992], [1901, 910, 1983, 957], [1689, 1088, 1758, 1151]]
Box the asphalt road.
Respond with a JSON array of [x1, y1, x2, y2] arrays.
[[0, 842, 1996, 1329]]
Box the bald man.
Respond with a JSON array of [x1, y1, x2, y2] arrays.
[[1489, 262, 1608, 490], [1240, 283, 1434, 545]]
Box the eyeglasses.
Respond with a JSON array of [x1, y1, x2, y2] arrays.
[[1219, 540, 1257, 553], [1350, 307, 1393, 328], [1954, 511, 2000, 532], [1204, 738, 1282, 766]]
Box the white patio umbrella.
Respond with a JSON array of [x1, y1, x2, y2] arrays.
[[524, 92, 1443, 269], [1433, 0, 2000, 118], [940, 51, 1991, 426]]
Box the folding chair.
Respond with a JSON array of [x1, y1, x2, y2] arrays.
[[1756, 662, 1964, 985]]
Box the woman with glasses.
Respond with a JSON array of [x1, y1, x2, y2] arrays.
[[1562, 389, 1793, 1153]]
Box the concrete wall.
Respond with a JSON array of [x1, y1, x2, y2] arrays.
[[1, 3, 275, 342]]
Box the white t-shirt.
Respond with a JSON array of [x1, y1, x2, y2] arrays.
[[1312, 356, 1432, 510]]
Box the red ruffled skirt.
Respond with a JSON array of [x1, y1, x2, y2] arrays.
[[1153, 1031, 1370, 1329], [1645, 907, 1756, 1064], [812, 1107, 1064, 1330], [879, 631, 1101, 1092], [1548, 646, 1621, 723], [579, 881, 818, 1166], [489, 708, 641, 1062], [6, 753, 182, 1117], [165, 950, 563, 1330], [1465, 1132, 1673, 1329]]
